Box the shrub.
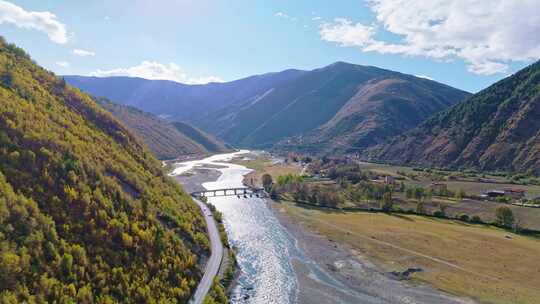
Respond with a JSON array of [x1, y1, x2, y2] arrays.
[[496, 196, 510, 203], [458, 214, 470, 222], [471, 215, 483, 224], [433, 211, 446, 218]]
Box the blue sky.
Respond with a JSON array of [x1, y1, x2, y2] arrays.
[[1, 0, 539, 92]]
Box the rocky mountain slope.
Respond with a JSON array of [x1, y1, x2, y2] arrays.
[[365, 61, 540, 175], [98, 99, 230, 159], [200, 62, 470, 150], [0, 38, 208, 302]]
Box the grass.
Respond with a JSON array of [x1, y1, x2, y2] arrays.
[[230, 154, 302, 187], [230, 157, 268, 172], [279, 202, 540, 304]]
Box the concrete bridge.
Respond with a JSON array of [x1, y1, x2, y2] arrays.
[[191, 186, 266, 198]]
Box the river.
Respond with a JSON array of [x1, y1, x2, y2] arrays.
[[172, 150, 300, 303], [171, 151, 471, 304]]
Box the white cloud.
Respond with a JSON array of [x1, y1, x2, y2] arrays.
[[320, 0, 540, 75], [89, 61, 223, 84], [56, 61, 69, 68], [275, 11, 296, 21], [415, 74, 434, 81], [0, 0, 67, 44], [320, 18, 375, 48], [312, 16, 322, 21], [73, 49, 95, 57]]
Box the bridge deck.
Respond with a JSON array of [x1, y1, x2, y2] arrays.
[[191, 186, 266, 198]]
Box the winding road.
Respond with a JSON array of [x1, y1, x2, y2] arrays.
[[190, 198, 224, 304]]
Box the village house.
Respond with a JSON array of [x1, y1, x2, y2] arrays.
[[481, 190, 506, 199], [429, 182, 448, 193], [481, 188, 526, 200], [503, 188, 526, 200]]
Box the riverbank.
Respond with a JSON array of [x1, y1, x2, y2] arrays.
[[174, 167, 222, 193], [270, 201, 474, 304], [170, 158, 242, 302], [227, 152, 475, 303], [277, 201, 540, 304]]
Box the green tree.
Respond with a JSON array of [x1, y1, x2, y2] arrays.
[[495, 206, 515, 228], [380, 192, 393, 212], [269, 186, 279, 200], [406, 187, 414, 199], [416, 201, 426, 214], [455, 189, 466, 201], [413, 187, 425, 201], [438, 203, 448, 217], [261, 174, 273, 191]]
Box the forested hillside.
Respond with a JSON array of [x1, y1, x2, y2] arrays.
[[98, 99, 230, 159], [366, 61, 540, 175], [0, 38, 209, 302], [171, 121, 230, 154]]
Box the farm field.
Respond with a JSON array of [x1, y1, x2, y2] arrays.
[[357, 161, 540, 198], [279, 202, 540, 304]]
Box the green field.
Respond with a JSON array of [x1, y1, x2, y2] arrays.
[[229, 154, 302, 187]]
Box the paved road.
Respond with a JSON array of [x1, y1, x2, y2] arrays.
[[190, 198, 224, 304]]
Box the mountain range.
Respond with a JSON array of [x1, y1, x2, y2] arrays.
[[66, 62, 470, 152], [65, 57, 540, 175], [65, 69, 304, 123], [365, 60, 540, 174]]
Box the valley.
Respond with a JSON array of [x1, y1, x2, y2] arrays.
[[237, 152, 540, 304], [1, 3, 539, 301], [172, 151, 472, 304]]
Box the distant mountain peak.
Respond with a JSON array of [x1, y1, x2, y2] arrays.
[[329, 60, 351, 66], [321, 61, 359, 70]]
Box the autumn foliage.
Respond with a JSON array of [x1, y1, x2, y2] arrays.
[[0, 37, 208, 303]]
